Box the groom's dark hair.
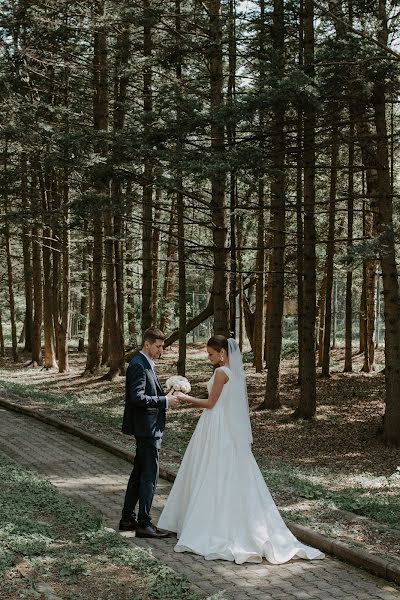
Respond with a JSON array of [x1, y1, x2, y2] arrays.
[[142, 327, 165, 345]]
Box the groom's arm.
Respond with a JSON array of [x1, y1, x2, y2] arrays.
[[126, 362, 167, 409]]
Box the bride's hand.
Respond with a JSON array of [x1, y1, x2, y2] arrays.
[[175, 391, 191, 402]]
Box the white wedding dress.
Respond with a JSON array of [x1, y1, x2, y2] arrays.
[[158, 343, 324, 565]]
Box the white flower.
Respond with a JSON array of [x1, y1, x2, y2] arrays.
[[165, 375, 191, 393]]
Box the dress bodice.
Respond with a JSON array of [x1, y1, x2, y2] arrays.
[[206, 366, 232, 395]]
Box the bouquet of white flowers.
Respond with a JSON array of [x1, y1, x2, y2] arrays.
[[165, 375, 191, 394]]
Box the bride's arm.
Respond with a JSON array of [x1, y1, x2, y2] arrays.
[[175, 369, 228, 409]]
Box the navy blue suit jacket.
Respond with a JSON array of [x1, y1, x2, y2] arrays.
[[122, 352, 167, 439]]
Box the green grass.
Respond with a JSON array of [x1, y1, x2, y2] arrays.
[[259, 461, 400, 528], [0, 378, 122, 429], [0, 452, 218, 600], [1, 374, 398, 533]]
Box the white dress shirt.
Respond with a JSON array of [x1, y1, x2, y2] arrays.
[[140, 351, 168, 407]]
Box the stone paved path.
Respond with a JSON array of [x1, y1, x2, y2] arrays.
[[1, 406, 400, 600]]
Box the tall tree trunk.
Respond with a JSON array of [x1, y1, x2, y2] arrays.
[[3, 142, 18, 362], [237, 215, 245, 351], [0, 309, 4, 357], [317, 276, 327, 366], [321, 126, 339, 377], [151, 192, 161, 324], [86, 217, 104, 373], [102, 24, 129, 379], [296, 0, 304, 385], [115, 210, 124, 347], [101, 289, 111, 366], [254, 0, 266, 371], [373, 0, 400, 446], [362, 198, 378, 372], [56, 48, 71, 371], [160, 199, 177, 333], [21, 154, 33, 353], [113, 25, 129, 354], [176, 0, 186, 375], [264, 0, 286, 407], [294, 0, 316, 419], [254, 182, 265, 373], [209, 0, 229, 335], [103, 207, 125, 379], [57, 175, 70, 373], [5, 224, 18, 363], [344, 116, 355, 372], [78, 233, 89, 352], [85, 1, 108, 373], [141, 0, 154, 331], [359, 249, 367, 355], [177, 188, 186, 375], [228, 0, 237, 338], [38, 167, 57, 369], [31, 173, 43, 367], [51, 173, 61, 361], [126, 228, 138, 348]]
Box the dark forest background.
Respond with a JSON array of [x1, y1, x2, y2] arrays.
[[0, 0, 399, 445]]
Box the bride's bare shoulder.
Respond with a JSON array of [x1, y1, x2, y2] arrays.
[[215, 366, 231, 381]]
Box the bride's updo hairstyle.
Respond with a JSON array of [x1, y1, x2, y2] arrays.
[[207, 335, 229, 353]]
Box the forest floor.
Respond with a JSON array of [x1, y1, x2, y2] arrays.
[[0, 344, 399, 566], [0, 451, 202, 600]]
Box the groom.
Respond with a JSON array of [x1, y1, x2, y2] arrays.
[[119, 327, 179, 538]]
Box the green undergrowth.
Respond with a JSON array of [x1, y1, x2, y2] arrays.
[[0, 378, 122, 429], [1, 376, 399, 532], [259, 461, 400, 528], [0, 452, 221, 600]]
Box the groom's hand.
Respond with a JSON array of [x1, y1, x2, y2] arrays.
[[166, 392, 180, 408]]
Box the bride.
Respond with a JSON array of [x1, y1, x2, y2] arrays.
[[157, 335, 324, 565]]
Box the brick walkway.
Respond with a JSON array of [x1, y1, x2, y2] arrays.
[[1, 406, 399, 600]]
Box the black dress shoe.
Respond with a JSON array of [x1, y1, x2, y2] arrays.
[[118, 516, 139, 531], [155, 527, 175, 538], [135, 525, 170, 538]]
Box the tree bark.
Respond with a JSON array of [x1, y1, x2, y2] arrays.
[[159, 199, 177, 333], [151, 192, 161, 324], [0, 309, 4, 357], [21, 154, 33, 353], [126, 221, 138, 349], [38, 167, 57, 369], [57, 175, 70, 373], [253, 181, 265, 373], [103, 207, 125, 379], [102, 23, 129, 379], [373, 0, 400, 446], [344, 115, 354, 372], [85, 0, 108, 373], [321, 126, 339, 377], [228, 0, 237, 338], [209, 0, 229, 335], [86, 217, 104, 373], [263, 0, 286, 408], [78, 233, 89, 353], [31, 173, 43, 367], [317, 276, 327, 366], [296, 0, 304, 385], [175, 0, 187, 376], [141, 0, 154, 331], [3, 142, 18, 363], [294, 0, 316, 419], [51, 173, 61, 361]]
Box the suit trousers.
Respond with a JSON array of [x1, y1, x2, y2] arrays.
[[122, 437, 160, 526]]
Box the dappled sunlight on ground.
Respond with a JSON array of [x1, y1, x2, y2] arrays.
[[0, 344, 400, 565]]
